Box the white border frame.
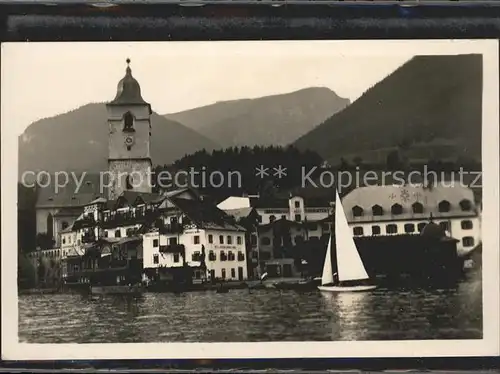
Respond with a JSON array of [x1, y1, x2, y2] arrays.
[[2, 39, 499, 360]]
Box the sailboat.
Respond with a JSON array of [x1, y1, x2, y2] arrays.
[[318, 190, 377, 292]]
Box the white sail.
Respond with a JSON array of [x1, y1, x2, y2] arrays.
[[321, 235, 334, 285], [335, 190, 369, 282]]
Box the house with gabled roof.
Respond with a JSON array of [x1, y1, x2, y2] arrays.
[[34, 172, 108, 248], [142, 192, 248, 283], [61, 185, 250, 287]]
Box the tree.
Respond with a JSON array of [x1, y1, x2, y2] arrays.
[[353, 156, 363, 167], [154, 145, 324, 198], [18, 184, 37, 253], [399, 138, 412, 150], [37, 260, 46, 286], [200, 245, 207, 281], [18, 251, 36, 289], [36, 233, 55, 251], [339, 157, 350, 171], [237, 212, 260, 279], [49, 259, 61, 287], [260, 179, 277, 199], [386, 150, 402, 170]]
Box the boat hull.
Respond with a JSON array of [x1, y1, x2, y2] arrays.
[[273, 279, 320, 291], [318, 284, 377, 292]]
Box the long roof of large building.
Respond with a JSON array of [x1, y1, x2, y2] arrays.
[[342, 184, 478, 223], [35, 172, 107, 209], [170, 197, 244, 232]]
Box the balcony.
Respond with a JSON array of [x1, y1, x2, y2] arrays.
[[191, 252, 203, 262], [158, 223, 184, 235], [227, 252, 235, 261], [159, 243, 185, 254], [237, 252, 245, 262], [73, 215, 96, 230], [102, 210, 157, 229], [208, 252, 216, 261], [81, 233, 96, 244], [134, 209, 156, 223], [220, 253, 227, 262]]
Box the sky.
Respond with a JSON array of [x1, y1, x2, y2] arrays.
[[0, 40, 491, 136]]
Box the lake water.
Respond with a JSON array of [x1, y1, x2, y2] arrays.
[[18, 273, 482, 343]]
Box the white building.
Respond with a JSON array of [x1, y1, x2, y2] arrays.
[[34, 174, 107, 248], [143, 191, 248, 282], [222, 207, 260, 278], [342, 184, 481, 257], [218, 183, 480, 279], [62, 186, 249, 284], [217, 191, 333, 226]]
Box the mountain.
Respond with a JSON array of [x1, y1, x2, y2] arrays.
[[164, 87, 350, 148], [293, 55, 483, 165], [18, 103, 219, 175]]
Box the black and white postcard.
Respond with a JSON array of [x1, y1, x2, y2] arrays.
[[2, 39, 499, 360]]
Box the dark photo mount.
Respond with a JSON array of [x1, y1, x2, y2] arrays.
[[2, 0, 499, 372]]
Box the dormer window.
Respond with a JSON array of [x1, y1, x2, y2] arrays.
[[372, 205, 384, 216], [412, 202, 424, 214], [123, 111, 135, 132], [352, 206, 364, 217], [391, 203, 403, 215], [459, 199, 472, 212], [438, 200, 451, 213]]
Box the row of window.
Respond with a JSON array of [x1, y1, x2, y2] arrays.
[[205, 267, 245, 280], [152, 250, 245, 264], [259, 199, 474, 222], [104, 228, 136, 238], [219, 268, 241, 279], [352, 199, 473, 217], [61, 235, 74, 245], [153, 237, 178, 247], [153, 253, 181, 264], [264, 214, 304, 223], [265, 218, 328, 231], [154, 235, 242, 245], [210, 251, 245, 262], [208, 234, 243, 245], [152, 234, 244, 247], [352, 220, 474, 237]]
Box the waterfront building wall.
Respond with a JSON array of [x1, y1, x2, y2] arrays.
[[342, 184, 481, 256], [143, 227, 248, 281], [349, 217, 480, 257]]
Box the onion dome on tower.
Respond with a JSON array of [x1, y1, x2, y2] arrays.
[[110, 58, 152, 113], [420, 222, 445, 240]]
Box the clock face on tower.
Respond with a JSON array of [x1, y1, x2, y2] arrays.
[[125, 136, 135, 149]]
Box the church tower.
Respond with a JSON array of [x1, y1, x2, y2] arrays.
[[107, 58, 152, 200]]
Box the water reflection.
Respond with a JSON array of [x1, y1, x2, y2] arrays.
[[19, 275, 482, 343], [320, 291, 370, 341]]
